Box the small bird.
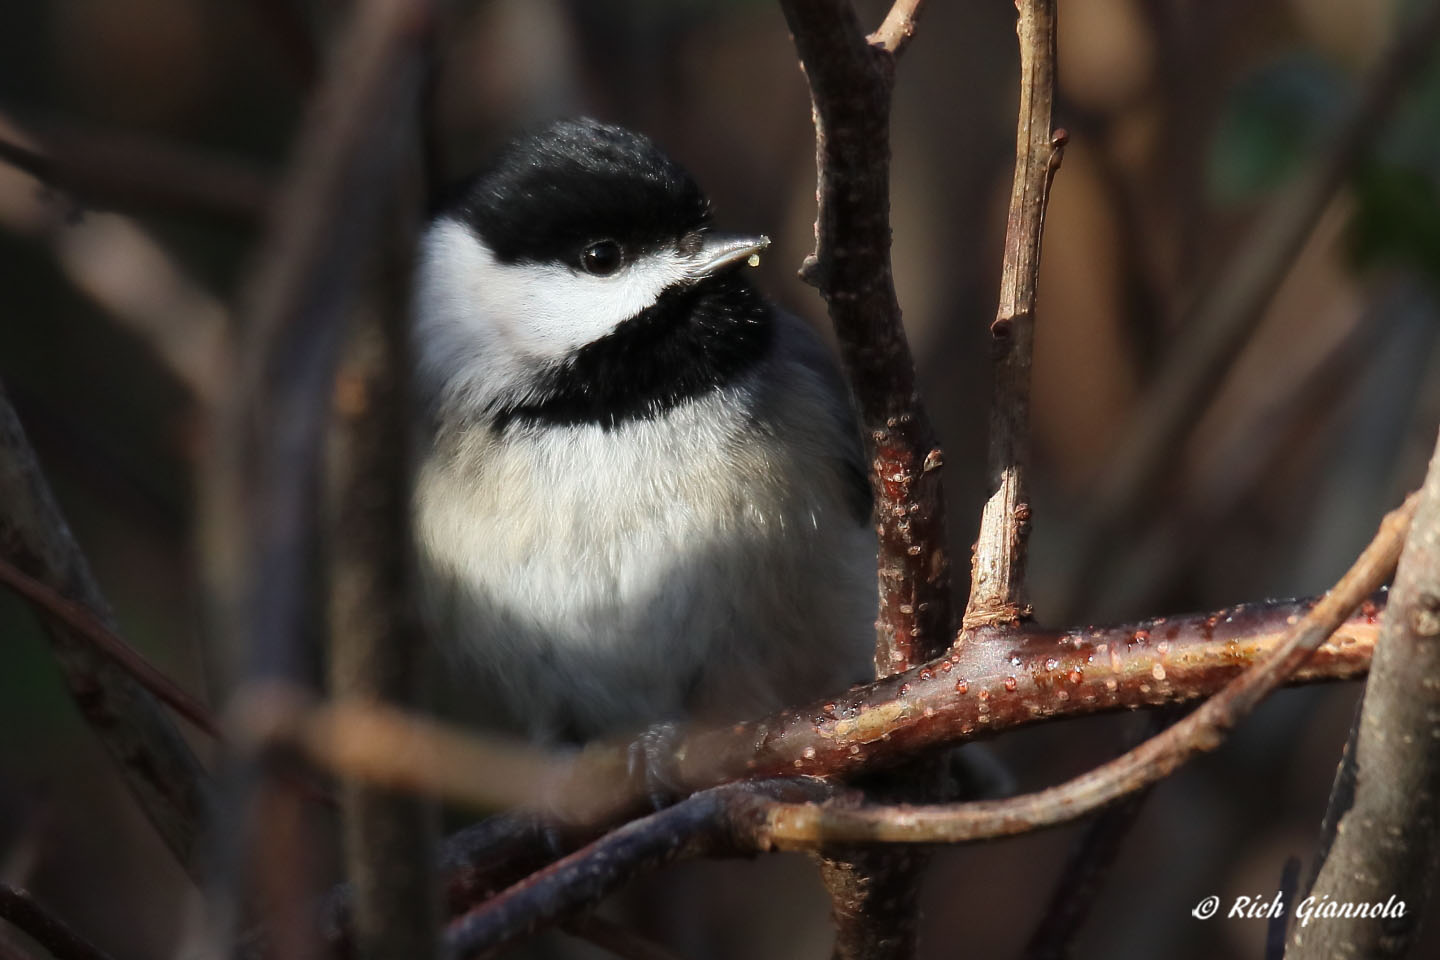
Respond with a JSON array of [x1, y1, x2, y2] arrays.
[[411, 118, 875, 745]]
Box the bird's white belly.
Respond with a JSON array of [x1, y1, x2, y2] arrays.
[[414, 399, 874, 739]]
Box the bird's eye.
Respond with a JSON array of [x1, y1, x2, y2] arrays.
[[581, 240, 623, 276]]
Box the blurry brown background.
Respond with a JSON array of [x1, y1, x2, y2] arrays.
[[2, 1, 1439, 958]]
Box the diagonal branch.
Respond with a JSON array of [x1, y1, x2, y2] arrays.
[[758, 494, 1416, 845], [0, 555, 221, 739], [0, 887, 117, 960], [0, 119, 270, 227], [0, 383, 216, 882], [445, 781, 840, 959], [964, 0, 1064, 630]]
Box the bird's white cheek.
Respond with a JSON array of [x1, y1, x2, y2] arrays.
[[416, 220, 693, 359]]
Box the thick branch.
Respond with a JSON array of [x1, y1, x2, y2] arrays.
[[266, 592, 1384, 841], [0, 383, 215, 881], [964, 0, 1064, 630], [780, 0, 950, 673], [1290, 436, 1440, 958], [757, 495, 1415, 845]]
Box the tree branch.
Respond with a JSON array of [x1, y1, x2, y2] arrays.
[[778, 3, 948, 955], [0, 555, 221, 739], [780, 0, 950, 674], [757, 494, 1416, 845], [207, 0, 435, 954], [325, 163, 438, 956], [0, 119, 270, 227], [1290, 435, 1440, 958], [963, 0, 1064, 630], [445, 781, 839, 959], [0, 383, 216, 882]]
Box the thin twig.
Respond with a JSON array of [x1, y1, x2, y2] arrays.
[[0, 120, 270, 227], [1290, 434, 1440, 959], [0, 556, 221, 739], [0, 888, 117, 960], [445, 781, 839, 959], [964, 0, 1064, 630], [1020, 710, 1176, 960], [0, 383, 215, 882], [234, 685, 564, 818], [759, 494, 1416, 846], [1067, 0, 1440, 607]]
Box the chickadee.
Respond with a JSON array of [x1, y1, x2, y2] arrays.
[[411, 118, 875, 744]]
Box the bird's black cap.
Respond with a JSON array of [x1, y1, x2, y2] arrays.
[[443, 118, 714, 266]]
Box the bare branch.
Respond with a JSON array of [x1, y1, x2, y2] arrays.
[[208, 0, 436, 953], [758, 495, 1416, 846], [235, 686, 564, 820], [0, 383, 216, 882], [0, 887, 116, 960], [445, 781, 839, 959], [964, 0, 1064, 630], [780, 0, 951, 673], [1290, 434, 1440, 958], [326, 184, 439, 955], [0, 556, 221, 738], [264, 592, 1382, 863], [779, 3, 950, 953], [0, 117, 270, 227]]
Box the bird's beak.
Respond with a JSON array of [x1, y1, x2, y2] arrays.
[[686, 233, 771, 279]]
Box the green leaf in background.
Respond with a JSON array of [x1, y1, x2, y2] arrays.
[[1348, 164, 1440, 289], [1208, 53, 1348, 204]]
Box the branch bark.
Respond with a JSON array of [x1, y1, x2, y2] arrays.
[[325, 167, 439, 956], [0, 383, 216, 883], [0, 555, 221, 739], [963, 0, 1064, 630], [758, 494, 1415, 845], [1290, 434, 1440, 958], [778, 3, 949, 956], [780, 0, 950, 674], [431, 482, 1405, 951], [207, 0, 435, 954]]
